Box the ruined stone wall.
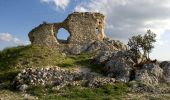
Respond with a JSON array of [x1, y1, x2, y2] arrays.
[[28, 24, 58, 46], [63, 12, 105, 44], [28, 12, 106, 52]]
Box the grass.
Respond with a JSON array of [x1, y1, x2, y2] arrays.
[[0, 45, 102, 84], [26, 83, 128, 100], [57, 53, 95, 67], [0, 70, 19, 82], [0, 45, 65, 71], [0, 45, 99, 70], [57, 53, 104, 73], [0, 45, 66, 84], [0, 90, 25, 100]]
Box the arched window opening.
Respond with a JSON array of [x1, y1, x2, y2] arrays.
[[56, 28, 70, 44]]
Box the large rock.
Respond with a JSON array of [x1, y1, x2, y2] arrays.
[[160, 61, 170, 83], [87, 38, 127, 53], [103, 38, 127, 51], [135, 63, 163, 85], [68, 38, 127, 55], [69, 44, 89, 54], [88, 38, 128, 64], [104, 51, 135, 82], [94, 51, 112, 64]]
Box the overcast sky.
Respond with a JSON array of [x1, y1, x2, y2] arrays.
[[0, 0, 170, 61]]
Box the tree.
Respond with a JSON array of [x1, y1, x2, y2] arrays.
[[128, 30, 156, 63], [128, 34, 143, 63], [142, 30, 156, 60]]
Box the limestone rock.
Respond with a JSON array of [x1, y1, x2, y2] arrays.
[[135, 63, 163, 85], [94, 51, 112, 64], [13, 66, 116, 91], [19, 84, 28, 92], [86, 41, 102, 53], [160, 61, 170, 83], [103, 38, 127, 51], [104, 51, 135, 82], [69, 43, 90, 54], [88, 76, 115, 88]]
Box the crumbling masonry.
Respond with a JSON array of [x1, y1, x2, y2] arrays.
[[28, 12, 106, 52]]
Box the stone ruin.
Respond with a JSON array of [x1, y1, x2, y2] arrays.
[[16, 12, 170, 93], [28, 12, 107, 52]]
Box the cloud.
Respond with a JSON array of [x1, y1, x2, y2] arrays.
[[41, 0, 70, 10], [74, 0, 170, 43], [0, 33, 30, 45]]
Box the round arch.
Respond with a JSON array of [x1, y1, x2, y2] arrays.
[[56, 28, 71, 44]]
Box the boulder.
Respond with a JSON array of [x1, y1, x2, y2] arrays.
[[94, 51, 112, 64], [86, 41, 102, 52], [69, 45, 89, 54], [67, 38, 127, 55], [103, 38, 127, 51], [104, 51, 135, 82], [135, 63, 163, 85]]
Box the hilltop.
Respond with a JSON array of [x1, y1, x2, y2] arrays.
[[0, 12, 170, 100]]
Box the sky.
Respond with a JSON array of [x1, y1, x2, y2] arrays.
[[0, 0, 170, 61]]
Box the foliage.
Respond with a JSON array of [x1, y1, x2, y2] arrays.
[[128, 30, 156, 63], [142, 30, 156, 59]]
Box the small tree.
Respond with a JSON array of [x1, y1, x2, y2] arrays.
[[127, 34, 142, 63], [142, 30, 156, 60], [128, 30, 156, 63]]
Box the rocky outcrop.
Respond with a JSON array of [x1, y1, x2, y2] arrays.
[[94, 50, 170, 85], [13, 66, 116, 91], [160, 61, 170, 83], [69, 38, 127, 55], [129, 81, 170, 93], [104, 51, 135, 82], [94, 51, 112, 64], [135, 63, 163, 85]]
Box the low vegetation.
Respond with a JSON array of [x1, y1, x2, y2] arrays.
[[0, 45, 101, 83], [26, 83, 128, 100], [0, 44, 129, 100], [1, 37, 170, 100], [0, 45, 65, 70]]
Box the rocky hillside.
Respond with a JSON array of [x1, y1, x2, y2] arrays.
[[0, 12, 170, 100], [0, 38, 170, 100]]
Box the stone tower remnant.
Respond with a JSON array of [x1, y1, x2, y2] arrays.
[[29, 12, 105, 44], [28, 12, 111, 53]]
